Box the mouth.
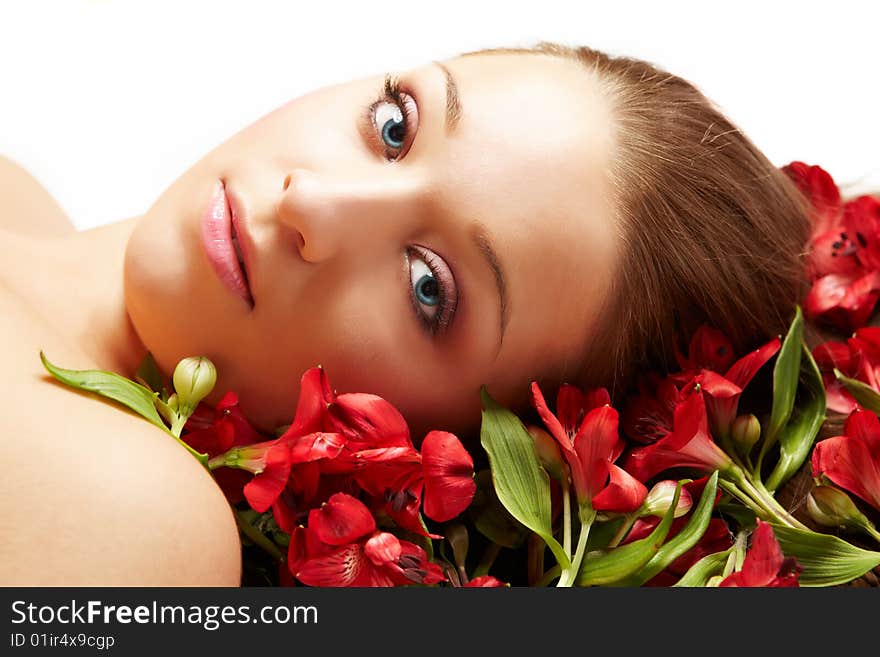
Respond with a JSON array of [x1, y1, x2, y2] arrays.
[[200, 180, 254, 309]]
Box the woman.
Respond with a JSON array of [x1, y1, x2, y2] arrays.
[[0, 42, 811, 585]]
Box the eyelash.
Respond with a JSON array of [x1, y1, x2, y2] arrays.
[[362, 74, 417, 161], [406, 246, 458, 337]]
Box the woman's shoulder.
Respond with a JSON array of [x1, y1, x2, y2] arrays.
[[0, 292, 242, 585], [0, 155, 76, 237]]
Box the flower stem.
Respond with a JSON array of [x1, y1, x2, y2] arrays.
[[557, 509, 595, 587], [719, 479, 770, 518], [537, 565, 561, 587], [865, 523, 880, 545], [732, 469, 809, 530], [232, 508, 285, 563], [562, 485, 572, 558], [607, 513, 638, 549]]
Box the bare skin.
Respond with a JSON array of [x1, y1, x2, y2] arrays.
[[0, 52, 618, 584], [0, 159, 241, 585]]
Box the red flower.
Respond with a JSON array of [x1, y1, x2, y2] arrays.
[[673, 324, 737, 374], [783, 161, 880, 332], [625, 326, 778, 445], [288, 493, 446, 587], [621, 373, 681, 445], [702, 337, 780, 439], [783, 161, 845, 250], [719, 521, 801, 587], [624, 380, 734, 482], [183, 391, 264, 457], [812, 408, 880, 512], [532, 382, 647, 512], [464, 576, 508, 587], [421, 431, 477, 522], [813, 327, 880, 414]]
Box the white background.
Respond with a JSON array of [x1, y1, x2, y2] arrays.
[[1, 0, 878, 231]]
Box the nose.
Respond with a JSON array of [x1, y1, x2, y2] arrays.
[[275, 168, 425, 263]]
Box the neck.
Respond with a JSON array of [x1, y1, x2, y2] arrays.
[[8, 218, 149, 377]]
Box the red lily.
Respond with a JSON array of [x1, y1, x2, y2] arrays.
[[288, 493, 445, 587], [183, 391, 264, 456], [783, 161, 880, 332], [624, 380, 734, 482], [812, 408, 880, 512], [531, 382, 647, 512], [349, 431, 475, 534], [621, 373, 681, 445], [813, 327, 880, 414], [719, 520, 801, 587], [703, 337, 781, 440], [464, 575, 508, 587], [421, 431, 477, 522], [782, 161, 843, 237], [626, 326, 779, 445], [280, 366, 412, 452], [673, 324, 737, 375]]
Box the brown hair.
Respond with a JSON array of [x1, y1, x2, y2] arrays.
[[459, 41, 813, 404]]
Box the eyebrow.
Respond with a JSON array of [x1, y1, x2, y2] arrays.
[[431, 60, 462, 134], [425, 63, 507, 350], [470, 223, 509, 352]]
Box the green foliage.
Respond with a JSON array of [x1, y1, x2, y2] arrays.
[[479, 388, 569, 569]]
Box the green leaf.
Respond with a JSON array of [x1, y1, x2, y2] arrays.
[[673, 549, 732, 587], [135, 351, 169, 402], [765, 344, 826, 492], [760, 305, 803, 459], [468, 470, 529, 549], [616, 471, 720, 586], [40, 350, 170, 434], [834, 368, 880, 415], [577, 483, 681, 586], [771, 524, 880, 587], [479, 388, 569, 569]]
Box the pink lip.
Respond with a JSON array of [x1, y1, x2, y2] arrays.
[[200, 180, 254, 308]]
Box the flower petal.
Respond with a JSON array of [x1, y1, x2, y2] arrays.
[[295, 543, 366, 587], [812, 433, 880, 511], [329, 393, 412, 448], [421, 431, 476, 522], [720, 521, 799, 587], [724, 337, 781, 389], [309, 493, 376, 546], [242, 444, 291, 513], [572, 405, 621, 499], [531, 381, 573, 450], [364, 531, 402, 566], [556, 384, 586, 437], [592, 463, 648, 513]]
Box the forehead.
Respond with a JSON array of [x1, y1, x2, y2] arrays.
[[419, 53, 620, 388]]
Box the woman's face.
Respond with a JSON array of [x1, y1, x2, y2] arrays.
[[124, 52, 618, 440]]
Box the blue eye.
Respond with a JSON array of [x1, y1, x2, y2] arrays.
[[364, 74, 418, 161], [411, 259, 440, 309], [375, 103, 406, 150], [407, 246, 457, 336]]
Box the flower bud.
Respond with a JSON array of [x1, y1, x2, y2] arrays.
[[526, 425, 566, 482], [807, 486, 875, 533], [640, 480, 693, 518], [730, 414, 761, 453], [172, 356, 217, 414]]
